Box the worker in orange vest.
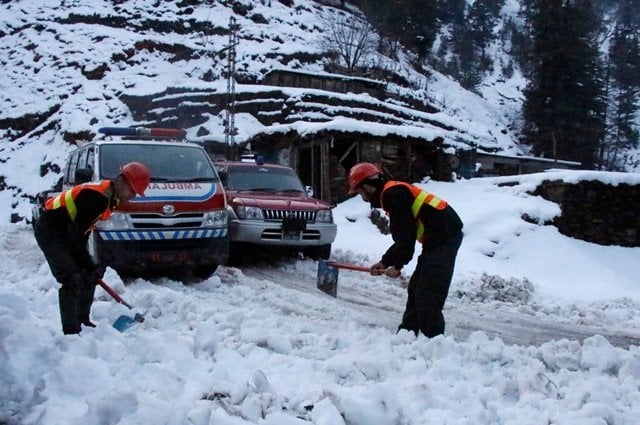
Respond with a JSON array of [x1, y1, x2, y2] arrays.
[[348, 162, 463, 338], [34, 162, 151, 335]]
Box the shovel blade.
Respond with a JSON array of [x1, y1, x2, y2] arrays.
[[317, 259, 338, 297], [112, 313, 145, 332]]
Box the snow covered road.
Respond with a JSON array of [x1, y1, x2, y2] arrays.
[[3, 222, 640, 424]]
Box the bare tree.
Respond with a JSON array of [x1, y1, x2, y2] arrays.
[[319, 12, 377, 73]]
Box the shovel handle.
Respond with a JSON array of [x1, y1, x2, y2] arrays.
[[327, 262, 371, 273], [97, 278, 133, 310]]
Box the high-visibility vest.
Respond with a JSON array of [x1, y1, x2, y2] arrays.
[[381, 181, 447, 243], [45, 181, 113, 222]]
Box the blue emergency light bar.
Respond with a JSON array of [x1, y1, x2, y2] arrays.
[[98, 127, 186, 138]]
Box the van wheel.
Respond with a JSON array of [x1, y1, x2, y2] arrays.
[[304, 244, 331, 260], [193, 265, 218, 280], [228, 242, 250, 266]]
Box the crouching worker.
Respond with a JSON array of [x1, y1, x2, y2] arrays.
[[35, 162, 151, 335], [347, 162, 463, 338]]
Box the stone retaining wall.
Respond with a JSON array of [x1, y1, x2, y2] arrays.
[[533, 180, 639, 247]]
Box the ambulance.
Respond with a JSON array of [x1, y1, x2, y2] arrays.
[[58, 127, 229, 279]]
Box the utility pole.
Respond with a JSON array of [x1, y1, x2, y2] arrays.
[[225, 16, 239, 158]]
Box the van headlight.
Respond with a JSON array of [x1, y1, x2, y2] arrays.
[[94, 212, 131, 230], [205, 210, 227, 227], [316, 209, 332, 223], [236, 205, 263, 220]]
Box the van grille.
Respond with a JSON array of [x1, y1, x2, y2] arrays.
[[129, 212, 205, 229], [262, 209, 316, 222]]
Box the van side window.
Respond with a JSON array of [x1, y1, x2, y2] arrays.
[[65, 152, 79, 186], [86, 147, 95, 172], [77, 148, 88, 170]]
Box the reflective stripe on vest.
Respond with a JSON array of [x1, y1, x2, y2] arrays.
[[45, 181, 112, 222], [382, 181, 447, 243]]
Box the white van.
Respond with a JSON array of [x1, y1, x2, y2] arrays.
[[37, 127, 229, 279]]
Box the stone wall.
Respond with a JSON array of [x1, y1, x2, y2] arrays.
[[534, 180, 640, 247]]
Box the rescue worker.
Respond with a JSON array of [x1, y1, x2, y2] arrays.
[[34, 162, 151, 335], [347, 162, 463, 338]]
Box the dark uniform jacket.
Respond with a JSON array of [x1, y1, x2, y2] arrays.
[[35, 185, 113, 281], [379, 184, 463, 270]]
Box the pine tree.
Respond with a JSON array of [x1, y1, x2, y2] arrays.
[[451, 16, 482, 90], [467, 0, 504, 71], [521, 0, 606, 167], [402, 0, 439, 61], [602, 0, 640, 169], [357, 0, 438, 61], [436, 0, 466, 25]]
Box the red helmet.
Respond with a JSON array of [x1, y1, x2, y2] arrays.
[[348, 162, 381, 194], [120, 162, 151, 196]]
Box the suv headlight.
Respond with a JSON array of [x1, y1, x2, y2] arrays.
[[236, 205, 263, 220], [204, 210, 227, 227], [94, 212, 131, 230], [316, 209, 332, 223]]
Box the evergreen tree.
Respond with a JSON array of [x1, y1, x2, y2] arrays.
[[429, 0, 465, 75], [402, 0, 439, 60], [435, 0, 466, 25], [357, 0, 438, 61], [467, 0, 504, 71], [450, 13, 482, 90], [521, 0, 606, 167], [602, 0, 640, 169]]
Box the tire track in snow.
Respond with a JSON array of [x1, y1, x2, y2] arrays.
[[232, 259, 640, 349]]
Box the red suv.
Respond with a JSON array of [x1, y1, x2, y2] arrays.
[[216, 159, 337, 260]]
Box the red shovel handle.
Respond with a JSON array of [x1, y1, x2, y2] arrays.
[[97, 278, 133, 310], [327, 262, 370, 273]]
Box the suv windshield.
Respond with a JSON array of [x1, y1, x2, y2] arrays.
[[227, 166, 305, 192], [99, 143, 218, 182]]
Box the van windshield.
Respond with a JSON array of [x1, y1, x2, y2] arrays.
[[99, 143, 219, 182]]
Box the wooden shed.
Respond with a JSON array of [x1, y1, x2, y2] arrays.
[[241, 127, 469, 205]]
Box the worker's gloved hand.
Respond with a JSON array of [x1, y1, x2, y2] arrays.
[[86, 264, 106, 284], [384, 266, 401, 279], [370, 262, 386, 276]]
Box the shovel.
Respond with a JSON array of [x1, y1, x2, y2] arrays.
[[317, 260, 370, 297], [96, 278, 146, 332]]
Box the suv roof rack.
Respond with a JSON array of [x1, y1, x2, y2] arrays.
[[98, 127, 186, 139]]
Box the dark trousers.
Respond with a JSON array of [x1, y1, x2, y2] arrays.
[[34, 218, 95, 334], [398, 230, 463, 338]]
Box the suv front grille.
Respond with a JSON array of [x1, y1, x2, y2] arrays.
[[263, 209, 316, 222]]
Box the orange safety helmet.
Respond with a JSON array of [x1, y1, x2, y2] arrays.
[[120, 162, 151, 196], [347, 162, 382, 194]]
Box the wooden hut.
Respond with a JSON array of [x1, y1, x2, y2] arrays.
[[242, 127, 468, 205]]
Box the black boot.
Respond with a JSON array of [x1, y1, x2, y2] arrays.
[[77, 279, 96, 326], [79, 316, 96, 328], [63, 323, 81, 335]]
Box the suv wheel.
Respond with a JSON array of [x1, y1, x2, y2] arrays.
[[304, 244, 331, 260]]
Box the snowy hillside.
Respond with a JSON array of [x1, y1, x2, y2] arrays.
[[0, 0, 527, 224]]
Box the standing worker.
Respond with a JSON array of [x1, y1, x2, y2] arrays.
[[348, 162, 463, 338], [34, 162, 151, 335]]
